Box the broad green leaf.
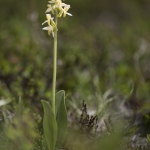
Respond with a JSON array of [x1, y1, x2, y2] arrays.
[[41, 100, 57, 150], [55, 90, 65, 116], [55, 90, 67, 148]]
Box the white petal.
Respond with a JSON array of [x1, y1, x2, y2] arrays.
[[46, 14, 51, 19], [48, 0, 55, 3], [52, 32, 54, 37], [46, 7, 52, 13], [61, 3, 68, 7], [43, 26, 53, 31], [66, 12, 72, 16], [42, 20, 48, 25]]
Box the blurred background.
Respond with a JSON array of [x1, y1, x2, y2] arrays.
[[0, 0, 150, 111]]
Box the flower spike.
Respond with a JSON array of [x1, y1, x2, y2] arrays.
[[42, 0, 72, 37]]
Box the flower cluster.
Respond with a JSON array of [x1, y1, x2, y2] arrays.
[[42, 0, 72, 37], [42, 14, 56, 37]]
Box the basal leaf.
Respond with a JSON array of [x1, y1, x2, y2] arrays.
[[55, 90, 67, 148], [55, 90, 64, 116], [41, 100, 57, 150]]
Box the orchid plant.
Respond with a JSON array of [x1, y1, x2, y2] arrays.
[[41, 1, 72, 150]]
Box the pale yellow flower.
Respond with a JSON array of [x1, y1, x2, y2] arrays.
[[46, 0, 72, 17], [42, 14, 55, 26], [58, 4, 72, 17], [43, 25, 54, 37], [42, 14, 56, 37], [46, 0, 61, 13], [46, 4, 54, 14]]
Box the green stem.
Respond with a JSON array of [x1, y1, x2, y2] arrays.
[[52, 10, 58, 115]]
